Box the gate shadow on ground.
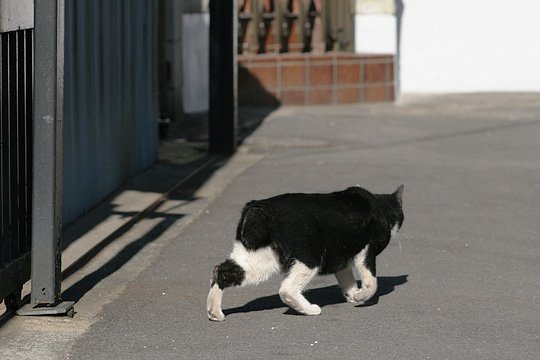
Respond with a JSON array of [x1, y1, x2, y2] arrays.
[[223, 275, 408, 316], [59, 157, 228, 304], [61, 215, 179, 302]]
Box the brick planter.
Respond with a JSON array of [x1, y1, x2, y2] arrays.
[[238, 52, 395, 106]]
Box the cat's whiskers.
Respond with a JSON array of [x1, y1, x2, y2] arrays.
[[400, 232, 415, 251], [401, 232, 413, 243], [394, 231, 413, 254]]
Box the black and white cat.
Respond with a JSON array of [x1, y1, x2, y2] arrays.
[[207, 185, 404, 321]]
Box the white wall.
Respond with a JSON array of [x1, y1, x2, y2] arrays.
[[354, 0, 396, 54], [355, 14, 396, 54], [400, 0, 540, 93]]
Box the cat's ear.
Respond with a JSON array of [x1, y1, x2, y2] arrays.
[[393, 184, 404, 206]]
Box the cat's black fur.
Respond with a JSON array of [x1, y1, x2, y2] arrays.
[[236, 186, 404, 275], [208, 185, 404, 321]]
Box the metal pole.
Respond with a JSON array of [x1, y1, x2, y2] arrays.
[[18, 0, 73, 316], [208, 0, 238, 154]]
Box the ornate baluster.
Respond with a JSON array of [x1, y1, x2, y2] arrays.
[[280, 0, 300, 53], [238, 0, 254, 54], [302, 0, 320, 52], [257, 0, 275, 54]]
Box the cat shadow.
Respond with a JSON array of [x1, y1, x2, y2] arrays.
[[223, 275, 408, 317]]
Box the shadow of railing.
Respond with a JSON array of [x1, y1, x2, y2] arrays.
[[57, 156, 227, 304], [61, 214, 179, 302]]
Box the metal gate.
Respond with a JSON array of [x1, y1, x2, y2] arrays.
[[0, 1, 34, 312], [1, 0, 73, 316]]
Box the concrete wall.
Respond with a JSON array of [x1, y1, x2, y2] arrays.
[[62, 0, 159, 224], [184, 0, 208, 13], [400, 0, 540, 93], [160, 0, 184, 121], [0, 0, 34, 32]]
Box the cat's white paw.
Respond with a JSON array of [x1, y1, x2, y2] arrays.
[[344, 292, 357, 303], [352, 288, 374, 303], [207, 309, 225, 322], [303, 304, 322, 316]]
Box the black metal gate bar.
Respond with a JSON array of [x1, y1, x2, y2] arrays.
[[8, 32, 18, 263], [17, 30, 31, 259], [25, 30, 33, 255], [1, 34, 8, 266], [0, 28, 33, 309]]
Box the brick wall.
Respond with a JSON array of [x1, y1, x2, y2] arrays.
[[239, 52, 395, 106]]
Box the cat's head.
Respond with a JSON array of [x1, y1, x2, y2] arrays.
[[388, 184, 404, 236]]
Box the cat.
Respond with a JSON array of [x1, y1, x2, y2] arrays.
[[207, 184, 404, 321]]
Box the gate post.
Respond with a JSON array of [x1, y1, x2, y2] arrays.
[[208, 0, 238, 154], [17, 0, 74, 316]]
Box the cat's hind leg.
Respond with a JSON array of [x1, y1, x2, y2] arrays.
[[207, 241, 282, 321], [207, 259, 244, 321], [335, 266, 359, 303], [279, 261, 321, 316]]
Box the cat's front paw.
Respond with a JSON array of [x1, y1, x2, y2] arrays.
[[352, 288, 375, 303], [303, 304, 322, 316], [207, 309, 226, 322]]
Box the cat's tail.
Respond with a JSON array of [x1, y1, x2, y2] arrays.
[[236, 201, 272, 249]]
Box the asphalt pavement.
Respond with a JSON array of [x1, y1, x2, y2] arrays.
[[2, 93, 539, 359]]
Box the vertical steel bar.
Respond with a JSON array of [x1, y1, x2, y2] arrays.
[[209, 0, 238, 154], [56, 1, 65, 256], [0, 33, 5, 265], [17, 31, 26, 258], [8, 31, 17, 262], [1, 33, 7, 265], [31, 0, 64, 305], [25, 30, 33, 253]]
